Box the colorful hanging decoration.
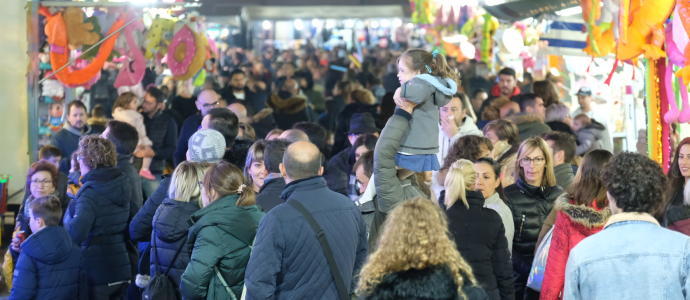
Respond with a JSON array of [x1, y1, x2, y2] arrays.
[[167, 23, 208, 81], [40, 7, 125, 86], [481, 14, 499, 65], [145, 17, 176, 60], [616, 0, 674, 60], [410, 0, 433, 25], [63, 7, 100, 49], [646, 59, 662, 164], [167, 25, 196, 79], [114, 11, 146, 88]]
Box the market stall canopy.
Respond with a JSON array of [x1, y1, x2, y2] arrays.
[[482, 0, 578, 22], [199, 0, 408, 17], [241, 5, 406, 20]]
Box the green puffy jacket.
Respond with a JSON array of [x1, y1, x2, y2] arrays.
[[370, 109, 424, 248], [180, 195, 264, 299]]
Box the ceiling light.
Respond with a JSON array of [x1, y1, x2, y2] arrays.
[[483, 0, 507, 6]]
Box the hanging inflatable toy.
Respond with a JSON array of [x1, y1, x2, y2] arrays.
[[167, 25, 197, 79], [145, 17, 175, 60], [114, 11, 146, 88], [167, 24, 208, 81], [615, 0, 674, 60], [581, 0, 616, 57], [40, 7, 125, 86]]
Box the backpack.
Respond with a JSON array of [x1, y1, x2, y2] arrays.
[[142, 233, 186, 300]]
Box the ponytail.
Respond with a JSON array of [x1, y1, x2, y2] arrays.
[[430, 49, 458, 83], [399, 48, 459, 83], [443, 159, 476, 209]]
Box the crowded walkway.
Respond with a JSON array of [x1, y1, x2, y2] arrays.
[[3, 5, 690, 299]]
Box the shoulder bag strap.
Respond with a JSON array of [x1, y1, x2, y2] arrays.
[[215, 266, 238, 300], [288, 199, 349, 300], [163, 237, 187, 276]]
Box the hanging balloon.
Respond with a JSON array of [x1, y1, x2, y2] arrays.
[[167, 25, 197, 79]]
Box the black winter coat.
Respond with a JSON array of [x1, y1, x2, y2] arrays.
[[150, 197, 200, 287], [63, 167, 133, 286], [256, 176, 286, 212], [504, 179, 563, 269], [333, 102, 378, 154], [174, 114, 202, 166], [367, 265, 489, 300], [325, 147, 354, 196], [144, 109, 178, 174], [268, 94, 311, 130], [444, 191, 514, 300], [116, 154, 143, 215], [130, 177, 172, 242], [10, 226, 86, 300]]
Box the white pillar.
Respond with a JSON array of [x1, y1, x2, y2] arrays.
[[0, 0, 29, 203]]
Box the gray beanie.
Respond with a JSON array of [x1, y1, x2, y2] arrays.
[[187, 129, 226, 163]]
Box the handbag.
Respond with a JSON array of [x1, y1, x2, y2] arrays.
[[526, 226, 554, 291], [288, 200, 350, 300]]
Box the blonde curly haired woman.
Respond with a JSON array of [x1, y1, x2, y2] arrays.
[[357, 197, 487, 300]]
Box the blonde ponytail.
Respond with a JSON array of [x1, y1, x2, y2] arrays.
[[443, 159, 476, 209]]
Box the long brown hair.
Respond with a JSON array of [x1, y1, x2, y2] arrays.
[[203, 161, 256, 207], [533, 80, 560, 107], [357, 197, 477, 298], [567, 149, 612, 208], [668, 137, 690, 204], [399, 48, 458, 82]]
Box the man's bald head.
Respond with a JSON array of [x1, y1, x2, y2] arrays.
[[280, 141, 323, 182], [227, 103, 248, 123], [279, 129, 309, 143], [196, 89, 221, 116]]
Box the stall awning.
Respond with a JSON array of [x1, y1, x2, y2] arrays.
[[483, 0, 578, 22], [241, 5, 406, 20], [539, 17, 590, 57]]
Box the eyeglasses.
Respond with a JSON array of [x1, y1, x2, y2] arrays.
[[31, 179, 52, 185], [520, 157, 546, 165], [201, 101, 220, 108]]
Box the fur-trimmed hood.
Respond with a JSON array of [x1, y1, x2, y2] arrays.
[[508, 112, 544, 125], [268, 93, 307, 114], [556, 194, 611, 229]]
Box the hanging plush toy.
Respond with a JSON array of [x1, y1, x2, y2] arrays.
[[40, 7, 125, 86], [63, 7, 100, 49]]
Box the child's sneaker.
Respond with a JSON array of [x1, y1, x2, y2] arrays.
[[139, 169, 155, 180]]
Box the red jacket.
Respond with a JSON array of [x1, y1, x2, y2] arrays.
[[540, 196, 611, 300]]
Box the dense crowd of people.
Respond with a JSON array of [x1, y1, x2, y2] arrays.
[[5, 43, 690, 300]]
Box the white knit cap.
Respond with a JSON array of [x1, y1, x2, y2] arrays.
[[187, 129, 226, 163]]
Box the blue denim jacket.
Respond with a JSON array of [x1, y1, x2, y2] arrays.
[[564, 213, 690, 300]]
